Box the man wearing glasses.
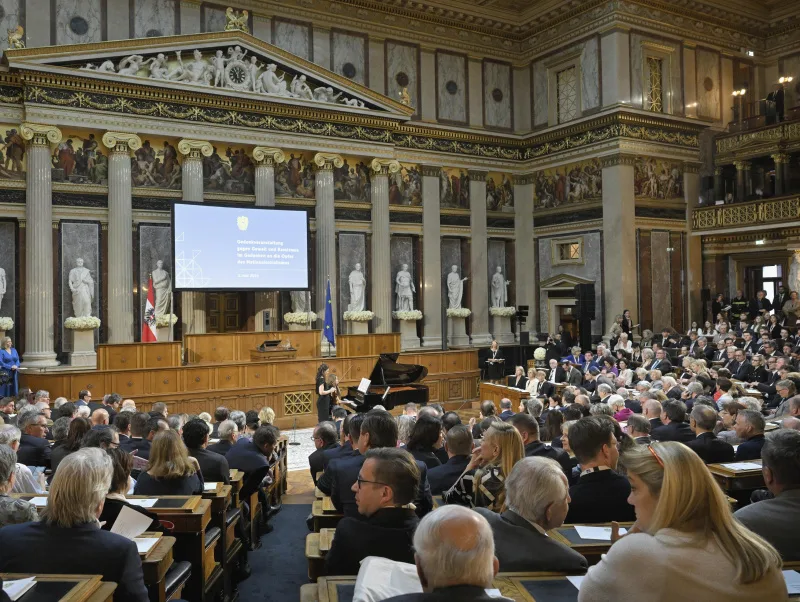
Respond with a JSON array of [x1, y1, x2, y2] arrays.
[[324, 447, 420, 576], [76, 389, 92, 408], [15, 411, 51, 468]]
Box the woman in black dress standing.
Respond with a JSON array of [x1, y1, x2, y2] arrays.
[[316, 363, 334, 423]]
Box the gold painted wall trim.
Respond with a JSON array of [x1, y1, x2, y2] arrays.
[[692, 197, 800, 230]]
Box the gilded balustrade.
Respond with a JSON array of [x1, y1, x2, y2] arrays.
[[692, 197, 800, 230]]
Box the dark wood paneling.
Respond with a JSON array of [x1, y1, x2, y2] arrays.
[[638, 230, 653, 331]]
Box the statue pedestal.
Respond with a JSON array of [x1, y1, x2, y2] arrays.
[[288, 323, 311, 331], [346, 320, 369, 335], [0, 330, 4, 341], [491, 315, 515, 344], [156, 326, 172, 342], [68, 329, 97, 367], [399, 320, 420, 350], [447, 317, 470, 346]]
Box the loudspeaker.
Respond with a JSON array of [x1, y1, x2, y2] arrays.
[[519, 331, 530, 346], [701, 288, 711, 303], [574, 283, 596, 320]]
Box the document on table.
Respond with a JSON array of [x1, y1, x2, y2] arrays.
[[134, 537, 160, 555], [784, 570, 800, 595], [126, 498, 157, 508], [485, 589, 504, 598], [28, 496, 48, 506], [110, 504, 154, 539], [203, 482, 220, 492], [3, 576, 36, 601], [720, 462, 762, 471], [574, 525, 626, 540], [567, 576, 585, 591]]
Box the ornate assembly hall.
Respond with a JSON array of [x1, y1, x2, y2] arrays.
[[0, 0, 799, 601]]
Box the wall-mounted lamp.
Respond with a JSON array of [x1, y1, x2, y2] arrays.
[[779, 76, 794, 85]]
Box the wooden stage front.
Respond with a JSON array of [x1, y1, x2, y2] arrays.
[[23, 331, 480, 429]]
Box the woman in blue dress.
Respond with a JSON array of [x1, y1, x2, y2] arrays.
[[0, 337, 20, 397]]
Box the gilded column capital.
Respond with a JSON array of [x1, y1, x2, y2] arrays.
[[370, 158, 400, 176], [177, 139, 213, 160], [733, 160, 751, 171], [420, 165, 440, 178], [468, 170, 488, 180], [682, 162, 701, 174], [513, 174, 535, 185], [20, 123, 62, 146], [600, 153, 637, 168], [253, 146, 286, 166], [102, 132, 142, 154], [313, 152, 344, 171], [771, 153, 789, 165]]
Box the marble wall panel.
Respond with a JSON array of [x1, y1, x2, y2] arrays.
[[273, 19, 311, 61], [132, 0, 176, 37], [696, 48, 721, 121], [55, 0, 103, 45], [0, 222, 15, 323], [390, 236, 415, 310], [201, 4, 225, 32], [138, 225, 172, 333], [441, 239, 462, 283], [0, 124, 26, 181], [60, 221, 100, 352], [385, 41, 419, 113], [650, 230, 673, 330], [0, 0, 22, 57], [630, 33, 644, 109], [331, 30, 366, 85], [581, 37, 600, 111], [483, 61, 512, 130], [436, 52, 467, 124], [532, 61, 548, 126], [338, 233, 366, 316], [630, 34, 682, 114], [488, 240, 506, 308]]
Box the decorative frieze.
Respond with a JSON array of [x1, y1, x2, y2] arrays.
[[600, 154, 638, 168]]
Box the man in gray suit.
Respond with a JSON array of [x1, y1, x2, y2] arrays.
[[734, 429, 800, 561], [475, 456, 588, 572], [564, 359, 583, 387]]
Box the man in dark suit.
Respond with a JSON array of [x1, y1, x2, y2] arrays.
[[655, 329, 679, 348], [498, 399, 515, 422], [564, 359, 583, 386], [732, 349, 754, 382], [119, 413, 162, 460], [88, 393, 120, 425], [651, 401, 694, 443], [317, 410, 432, 519], [309, 422, 339, 485], [324, 447, 420, 575], [509, 413, 572, 478], [648, 349, 673, 373], [207, 419, 237, 456], [734, 410, 767, 460], [183, 418, 230, 483], [15, 411, 51, 467], [476, 457, 587, 573], [323, 414, 363, 469], [582, 351, 601, 375], [662, 377, 682, 401], [428, 425, 472, 495], [643, 399, 663, 431], [225, 425, 277, 475], [767, 83, 786, 124], [775, 285, 791, 313], [740, 332, 758, 357], [545, 358, 566, 384], [685, 406, 735, 464], [693, 337, 714, 362], [626, 415, 652, 445], [749, 290, 772, 320], [210, 406, 229, 438], [564, 416, 635, 524]]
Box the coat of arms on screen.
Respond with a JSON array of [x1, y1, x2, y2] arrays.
[[237, 215, 248, 231]]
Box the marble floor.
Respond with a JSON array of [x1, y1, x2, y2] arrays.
[[284, 426, 315, 473]]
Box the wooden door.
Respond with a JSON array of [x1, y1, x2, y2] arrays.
[[207, 293, 241, 333]]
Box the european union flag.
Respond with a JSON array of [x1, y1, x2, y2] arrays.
[[323, 278, 335, 347]]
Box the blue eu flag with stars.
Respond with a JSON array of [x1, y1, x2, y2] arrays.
[[323, 278, 335, 347]]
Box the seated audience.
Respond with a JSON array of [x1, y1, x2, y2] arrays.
[[541, 410, 564, 443], [226, 424, 278, 475], [150, 402, 168, 419], [405, 415, 443, 469], [579, 442, 786, 601], [509, 413, 571, 477], [184, 418, 230, 484], [99, 448, 162, 532], [650, 401, 694, 443], [119, 412, 162, 460], [428, 425, 472, 495], [211, 406, 229, 437], [0, 425, 45, 494], [608, 395, 633, 422], [685, 406, 734, 464], [735, 410, 767, 461], [134, 429, 203, 495], [91, 408, 109, 427], [207, 419, 238, 455], [113, 412, 132, 443], [476, 457, 587, 572], [471, 401, 497, 439], [258, 406, 275, 426], [0, 444, 38, 527], [498, 398, 515, 421], [444, 421, 523, 511], [565, 416, 635, 524], [717, 400, 746, 445], [81, 426, 119, 450], [325, 447, 421, 575], [15, 411, 50, 467], [626, 415, 652, 445], [0, 448, 149, 602], [310, 422, 339, 485], [323, 414, 362, 470], [523, 398, 545, 426]]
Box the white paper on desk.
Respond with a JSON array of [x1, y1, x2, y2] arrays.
[[784, 570, 800, 595], [353, 556, 422, 602], [358, 378, 371, 394], [567, 576, 585, 591], [203, 482, 219, 491], [126, 498, 157, 508], [134, 537, 160, 555], [3, 576, 36, 601], [485, 589, 504, 598], [111, 504, 153, 540], [720, 462, 762, 471], [29, 496, 48, 506], [574, 525, 626, 540]]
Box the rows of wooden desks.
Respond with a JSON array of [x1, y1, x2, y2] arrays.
[[0, 573, 118, 601]]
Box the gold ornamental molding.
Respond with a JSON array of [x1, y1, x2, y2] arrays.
[[252, 146, 286, 166], [177, 139, 213, 159], [370, 158, 400, 175], [512, 175, 535, 186], [20, 122, 61, 146], [420, 165, 440, 178], [600, 153, 638, 168], [313, 152, 344, 171], [101, 131, 142, 153], [692, 197, 800, 231], [468, 170, 489, 179]]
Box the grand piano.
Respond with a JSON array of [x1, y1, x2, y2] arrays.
[[345, 353, 429, 412]]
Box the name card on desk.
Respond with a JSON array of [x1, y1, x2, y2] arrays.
[[134, 537, 160, 556], [784, 570, 800, 595], [719, 462, 762, 471], [574, 525, 626, 541], [203, 482, 222, 493], [126, 498, 157, 508], [3, 576, 36, 601]]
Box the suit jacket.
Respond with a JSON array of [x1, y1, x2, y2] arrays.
[[16, 434, 51, 467], [509, 376, 528, 390], [324, 507, 419, 576], [567, 367, 583, 386], [88, 402, 117, 424], [322, 441, 354, 469], [120, 437, 152, 460], [224, 439, 269, 475], [206, 439, 233, 456], [427, 455, 470, 495], [475, 508, 588, 573], [685, 432, 735, 464], [384, 586, 514, 602], [189, 447, 231, 484], [546, 366, 566, 383], [733, 361, 754, 382], [665, 387, 682, 400], [565, 469, 636, 524], [409, 449, 441, 470], [749, 298, 772, 319], [741, 340, 758, 356], [211, 421, 222, 438], [735, 434, 766, 461], [651, 421, 695, 443], [309, 442, 339, 484], [648, 359, 673, 373], [735, 489, 800, 561], [0, 521, 148, 602], [499, 410, 515, 422], [49, 441, 72, 475], [524, 441, 572, 477], [649, 417, 664, 431], [693, 346, 714, 361]]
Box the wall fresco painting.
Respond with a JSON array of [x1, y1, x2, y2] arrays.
[[486, 172, 514, 211], [634, 156, 684, 200], [534, 159, 602, 209], [388, 162, 421, 206]]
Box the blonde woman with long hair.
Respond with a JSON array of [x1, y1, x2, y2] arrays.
[[443, 421, 524, 511], [578, 442, 786, 601], [133, 430, 203, 496]]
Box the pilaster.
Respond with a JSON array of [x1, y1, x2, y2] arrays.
[[314, 153, 343, 340], [371, 159, 400, 334], [421, 165, 442, 348], [253, 147, 286, 207], [469, 170, 492, 346], [513, 175, 535, 338]]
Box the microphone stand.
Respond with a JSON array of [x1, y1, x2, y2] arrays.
[[288, 417, 301, 446]]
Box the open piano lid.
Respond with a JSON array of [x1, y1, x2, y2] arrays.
[[368, 353, 428, 386]]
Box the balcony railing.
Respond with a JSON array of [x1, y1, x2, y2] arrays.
[[692, 196, 800, 230]]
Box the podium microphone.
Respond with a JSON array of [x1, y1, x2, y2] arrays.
[[288, 417, 301, 446]]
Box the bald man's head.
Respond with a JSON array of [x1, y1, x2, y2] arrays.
[[91, 408, 109, 426], [782, 417, 800, 431]]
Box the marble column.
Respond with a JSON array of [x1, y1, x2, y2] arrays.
[[713, 167, 723, 202], [314, 153, 343, 338], [683, 163, 703, 324], [513, 176, 535, 338], [20, 123, 62, 366], [601, 155, 638, 334], [772, 154, 788, 197], [178, 139, 213, 335], [253, 147, 285, 207], [421, 166, 442, 348], [102, 132, 142, 343], [371, 159, 400, 334], [734, 161, 750, 203], [469, 171, 492, 346]]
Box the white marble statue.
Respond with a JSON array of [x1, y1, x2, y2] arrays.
[[82, 60, 116, 73], [68, 258, 94, 317], [168, 50, 210, 84], [117, 55, 145, 76], [290, 75, 314, 101], [227, 46, 247, 62], [343, 97, 365, 108], [210, 50, 228, 87], [152, 260, 172, 317], [255, 64, 290, 96], [347, 263, 367, 312], [447, 265, 467, 309], [0, 267, 5, 310], [395, 264, 416, 311], [290, 291, 308, 313], [790, 253, 800, 294], [314, 86, 341, 103], [490, 266, 510, 308], [145, 53, 170, 79], [248, 56, 262, 92]]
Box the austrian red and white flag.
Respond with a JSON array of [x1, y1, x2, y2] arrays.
[[142, 276, 158, 342]]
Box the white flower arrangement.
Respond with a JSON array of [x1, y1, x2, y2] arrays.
[[393, 310, 423, 321], [490, 306, 517, 318], [284, 311, 318, 324], [533, 347, 547, 361], [446, 308, 472, 318], [0, 317, 13, 331], [64, 316, 101, 331], [343, 310, 375, 322], [155, 313, 178, 328]]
